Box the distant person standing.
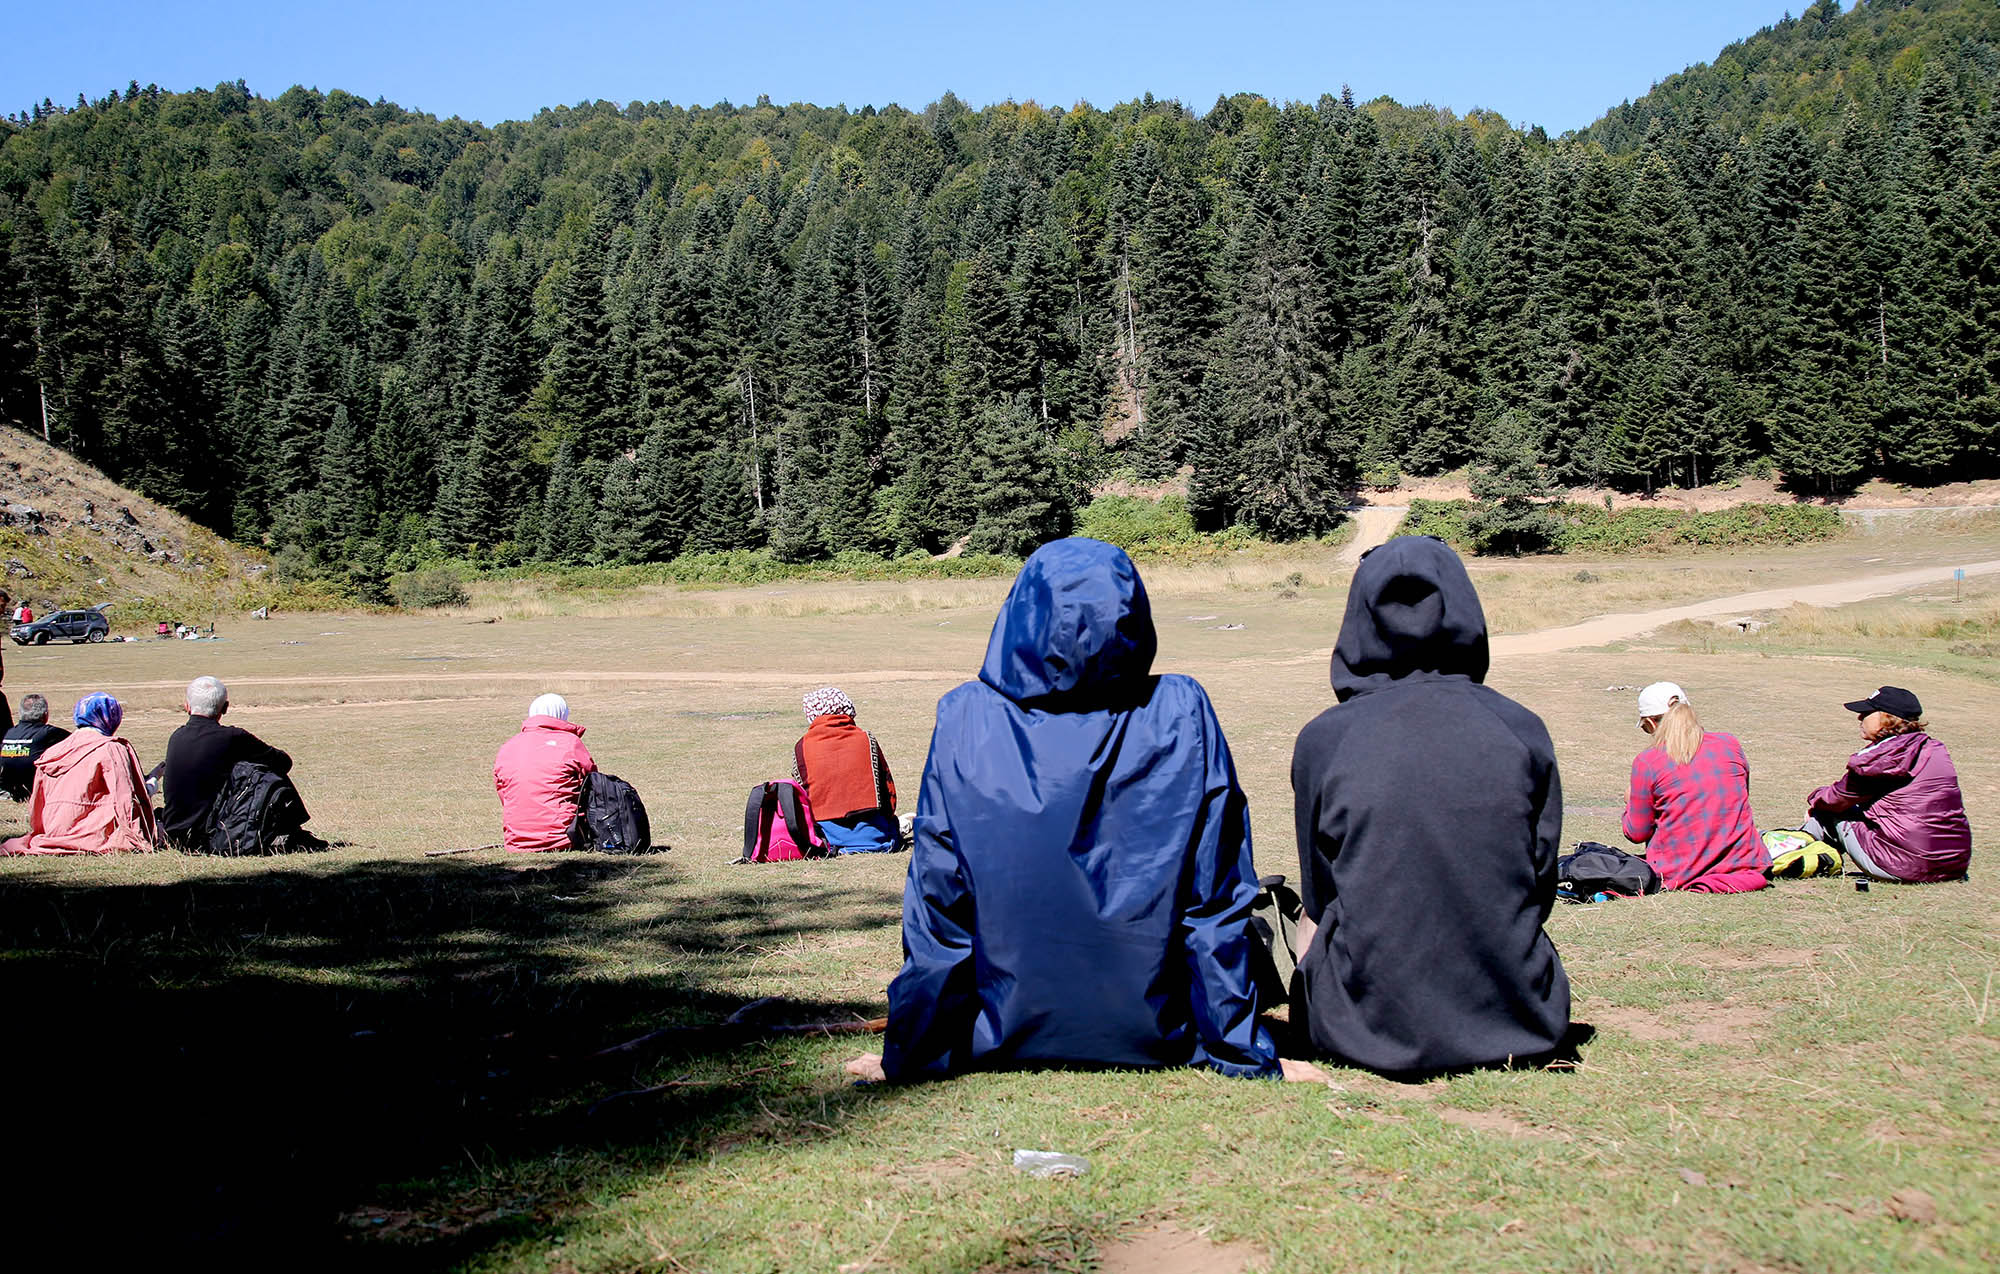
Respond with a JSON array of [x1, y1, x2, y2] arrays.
[[494, 694, 596, 853], [1803, 686, 1971, 883], [1621, 682, 1768, 893], [1, 694, 69, 801]]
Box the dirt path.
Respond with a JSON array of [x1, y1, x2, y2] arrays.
[[28, 667, 972, 698], [1491, 557, 2000, 657], [1339, 506, 1408, 565], [28, 558, 2000, 702]]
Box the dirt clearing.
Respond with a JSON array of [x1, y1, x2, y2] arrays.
[[1096, 1222, 1268, 1274]]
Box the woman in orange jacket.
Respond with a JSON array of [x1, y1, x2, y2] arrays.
[[793, 687, 899, 853]]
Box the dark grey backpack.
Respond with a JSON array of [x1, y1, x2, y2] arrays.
[[567, 770, 658, 854], [202, 761, 312, 856], [1557, 842, 1663, 901]]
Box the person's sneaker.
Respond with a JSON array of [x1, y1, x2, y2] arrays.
[[266, 830, 330, 854]]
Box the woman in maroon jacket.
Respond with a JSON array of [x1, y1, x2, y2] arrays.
[[1804, 686, 1972, 883]]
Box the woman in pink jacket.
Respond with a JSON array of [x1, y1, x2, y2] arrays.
[[2, 693, 162, 856], [493, 693, 596, 853], [1804, 686, 1971, 883]]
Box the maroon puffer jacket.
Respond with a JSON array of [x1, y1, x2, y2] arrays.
[[1809, 732, 1972, 883]]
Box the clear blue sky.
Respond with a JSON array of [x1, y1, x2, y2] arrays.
[[5, 1, 1826, 134]]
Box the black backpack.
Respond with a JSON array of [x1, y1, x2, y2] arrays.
[[1557, 842, 1663, 901], [202, 761, 311, 856], [567, 770, 658, 854]]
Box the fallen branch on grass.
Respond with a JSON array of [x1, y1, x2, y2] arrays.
[[592, 996, 887, 1061], [587, 1062, 792, 1115], [423, 843, 501, 857]]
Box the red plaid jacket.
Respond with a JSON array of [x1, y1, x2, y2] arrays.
[[1623, 732, 1766, 891]]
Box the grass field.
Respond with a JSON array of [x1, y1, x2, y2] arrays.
[[2, 524, 1996, 1272]]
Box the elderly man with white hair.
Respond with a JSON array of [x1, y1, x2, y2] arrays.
[[493, 693, 597, 852], [162, 674, 315, 851]]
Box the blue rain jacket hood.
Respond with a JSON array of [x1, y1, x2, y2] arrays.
[[885, 538, 1278, 1080]]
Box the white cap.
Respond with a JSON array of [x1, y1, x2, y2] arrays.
[[1637, 682, 1688, 718], [527, 693, 570, 721]]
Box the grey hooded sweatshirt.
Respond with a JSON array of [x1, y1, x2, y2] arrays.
[[1290, 536, 1571, 1074]]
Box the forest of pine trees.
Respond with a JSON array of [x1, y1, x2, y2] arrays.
[[0, 0, 1997, 591]]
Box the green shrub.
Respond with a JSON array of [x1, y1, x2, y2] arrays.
[[1076, 495, 1200, 551], [1392, 499, 1477, 548], [1555, 502, 1842, 552], [1392, 500, 1842, 556], [1361, 463, 1403, 492], [389, 567, 470, 609]]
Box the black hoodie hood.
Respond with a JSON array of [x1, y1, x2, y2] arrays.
[[1330, 535, 1490, 701]]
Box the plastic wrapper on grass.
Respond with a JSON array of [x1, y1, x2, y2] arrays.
[[1012, 1150, 1090, 1178]]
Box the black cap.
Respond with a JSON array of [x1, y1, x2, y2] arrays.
[[1842, 686, 1923, 720]]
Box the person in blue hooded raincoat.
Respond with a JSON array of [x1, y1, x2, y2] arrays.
[[862, 538, 1283, 1082]]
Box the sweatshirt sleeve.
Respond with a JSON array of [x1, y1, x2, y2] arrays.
[[1809, 756, 1873, 813], [1622, 754, 1656, 844], [1176, 693, 1279, 1079], [1291, 717, 1339, 926], [235, 728, 292, 776], [883, 724, 980, 1081], [1534, 741, 1564, 905]]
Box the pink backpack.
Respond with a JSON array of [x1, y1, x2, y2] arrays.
[[741, 780, 828, 862]]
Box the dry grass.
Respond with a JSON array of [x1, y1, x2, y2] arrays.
[[3, 522, 1998, 1271]]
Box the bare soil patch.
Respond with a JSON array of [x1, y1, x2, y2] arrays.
[[886, 1151, 985, 1190], [1435, 1107, 1571, 1141], [1373, 472, 2000, 513], [1493, 559, 2000, 656], [1589, 1000, 1772, 1046], [1096, 1222, 1268, 1274], [1694, 947, 1820, 971]]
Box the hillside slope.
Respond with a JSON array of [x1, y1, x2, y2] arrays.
[[2, 425, 272, 626], [1586, 0, 2000, 147]]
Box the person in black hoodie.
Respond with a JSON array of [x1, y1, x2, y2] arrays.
[[1290, 535, 1571, 1075]]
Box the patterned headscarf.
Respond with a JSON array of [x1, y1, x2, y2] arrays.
[[74, 692, 123, 735], [802, 686, 856, 723]]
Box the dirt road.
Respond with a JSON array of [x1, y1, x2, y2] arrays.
[[1491, 557, 2000, 656], [25, 557, 2000, 702], [1338, 506, 1407, 565]]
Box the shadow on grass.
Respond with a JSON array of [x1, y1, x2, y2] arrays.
[[0, 854, 900, 1269]]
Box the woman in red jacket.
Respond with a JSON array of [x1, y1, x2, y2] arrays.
[[1622, 681, 1768, 893], [493, 693, 595, 853]]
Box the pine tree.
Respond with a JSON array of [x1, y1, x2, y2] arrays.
[[315, 404, 377, 532], [820, 419, 881, 553], [965, 401, 1066, 555], [531, 209, 620, 460], [1466, 410, 1561, 554], [686, 448, 758, 553], [1770, 180, 1871, 492]]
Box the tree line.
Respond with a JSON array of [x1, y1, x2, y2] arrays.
[[0, 0, 1995, 590]]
